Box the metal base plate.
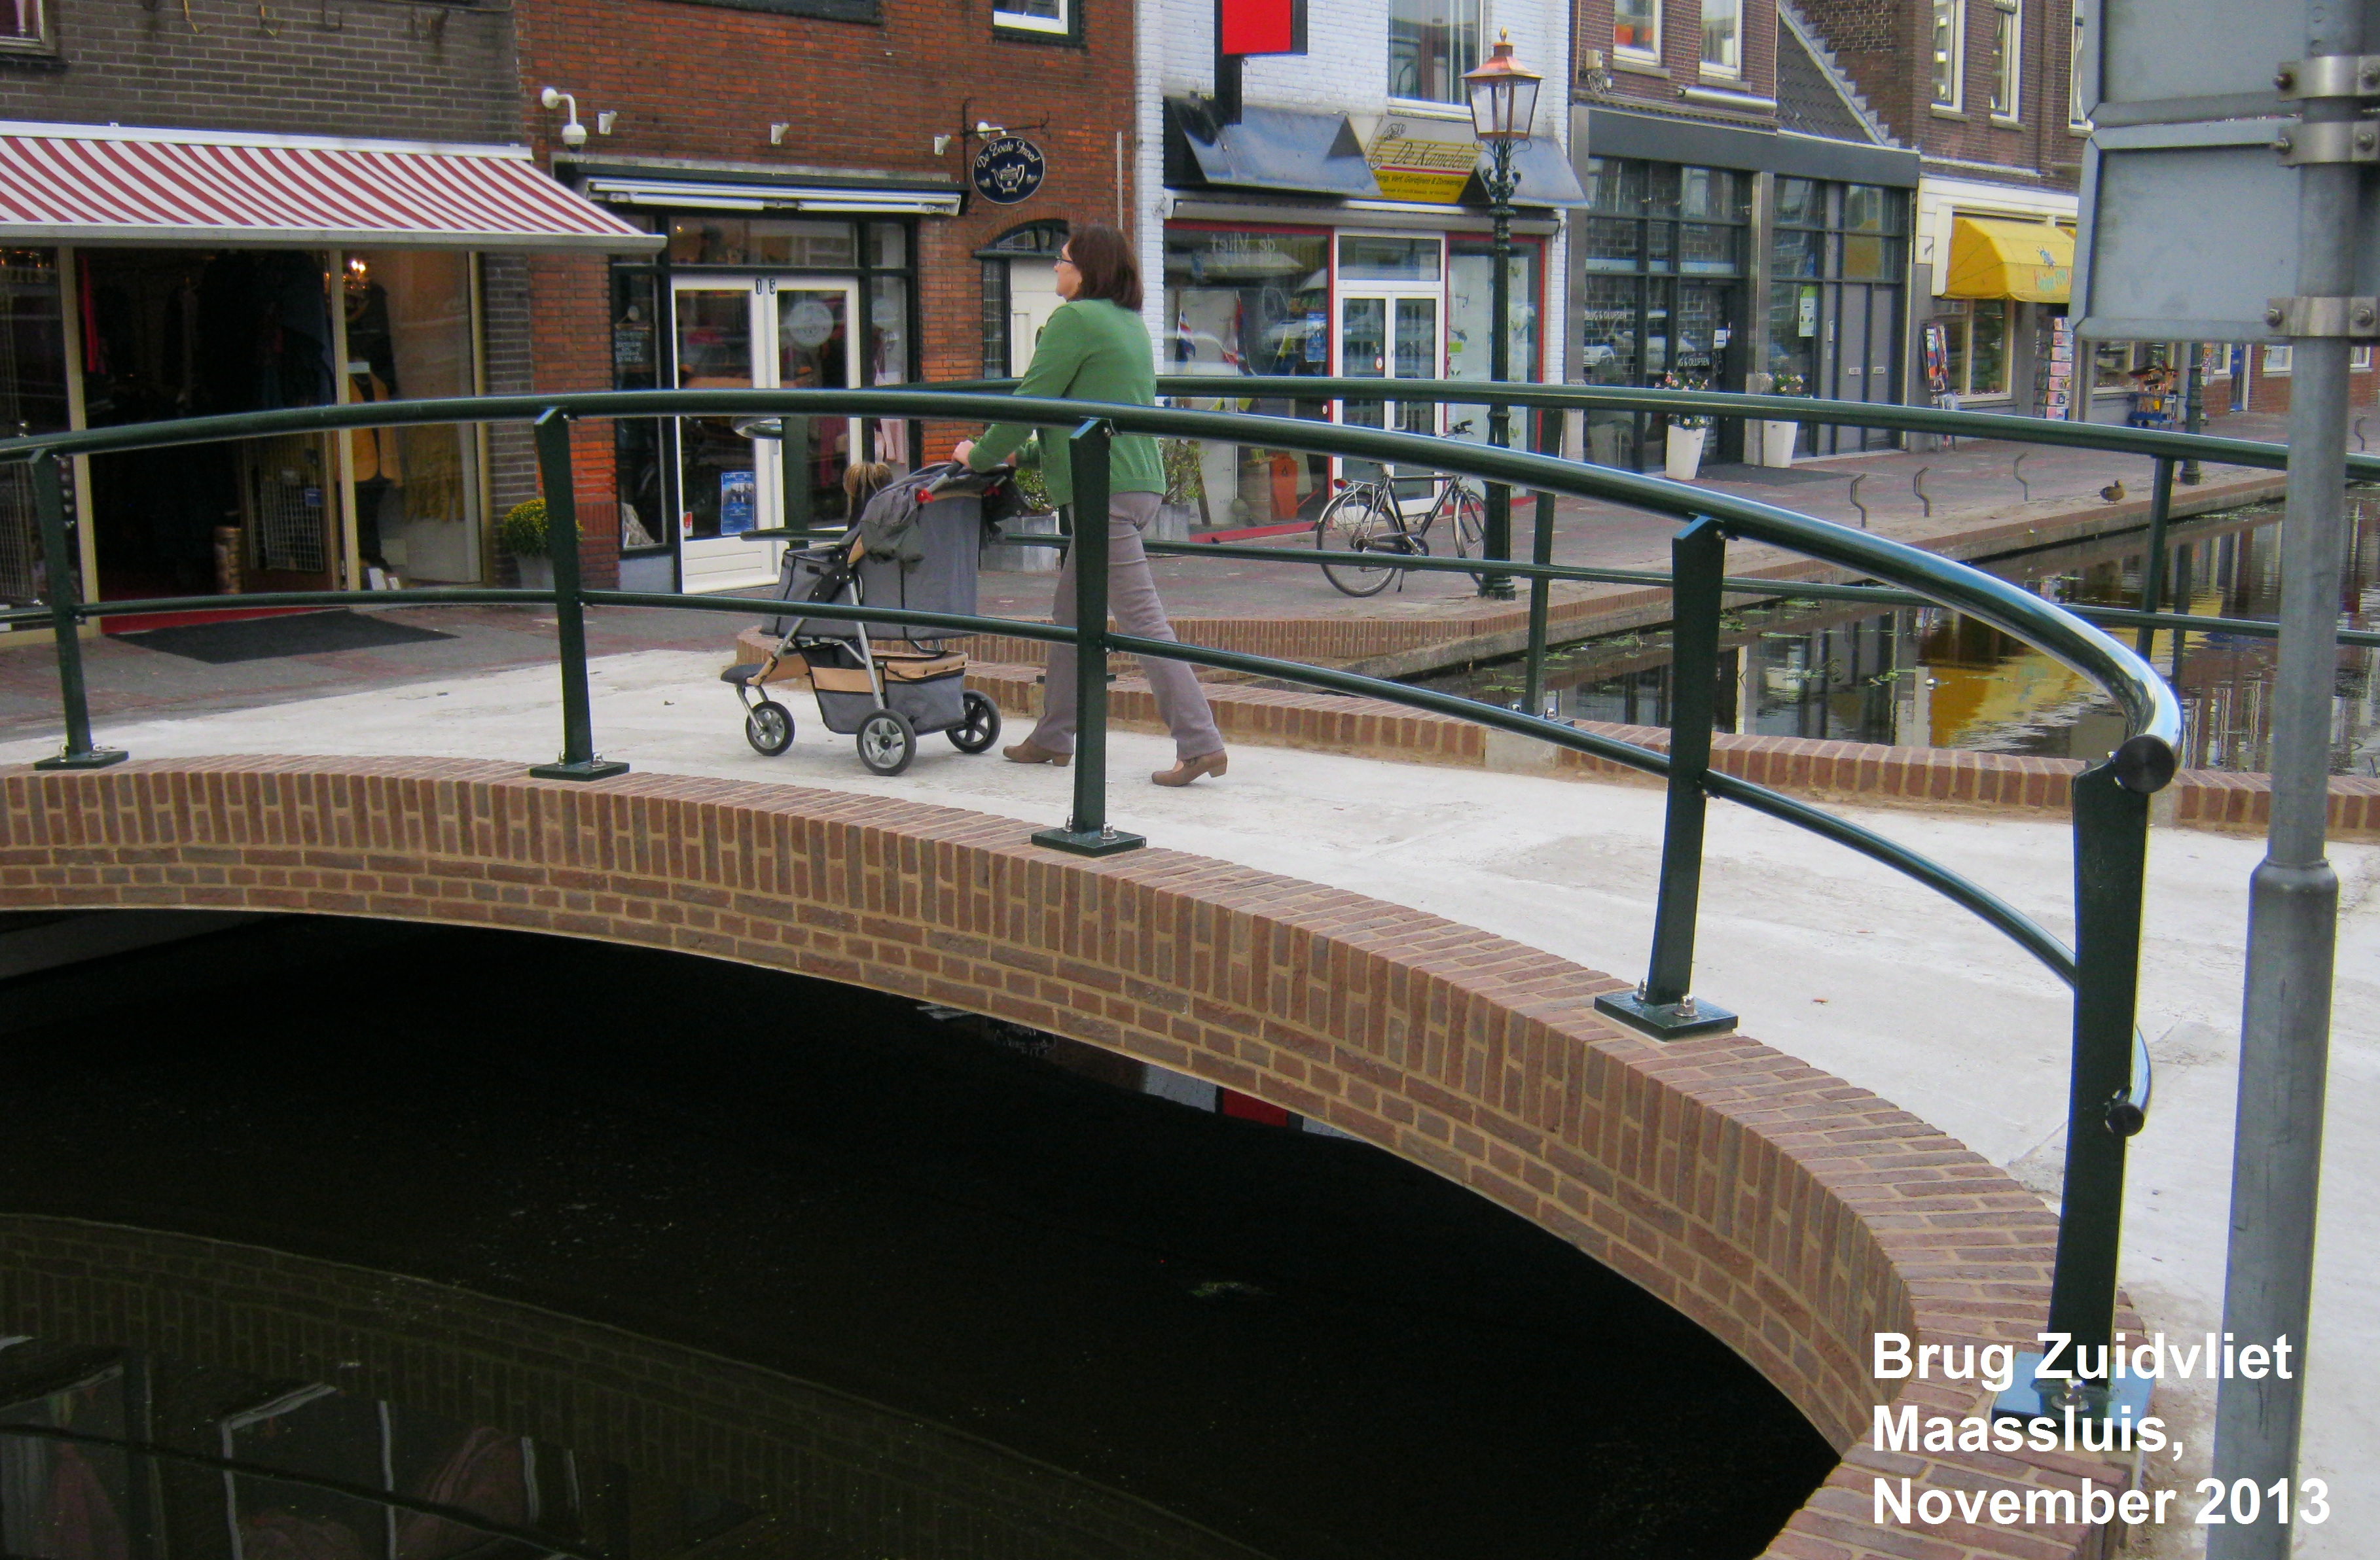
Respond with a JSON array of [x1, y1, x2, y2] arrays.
[[1991, 1354, 2157, 1423], [33, 748, 128, 770], [529, 758, 632, 782], [1031, 825, 1147, 857], [1594, 989, 1739, 1040]]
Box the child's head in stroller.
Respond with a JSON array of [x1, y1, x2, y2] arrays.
[[844, 461, 895, 512]]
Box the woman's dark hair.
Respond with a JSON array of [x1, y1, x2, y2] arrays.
[[1065, 223, 1142, 312]]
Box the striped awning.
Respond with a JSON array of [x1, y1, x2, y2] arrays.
[[0, 121, 662, 252]]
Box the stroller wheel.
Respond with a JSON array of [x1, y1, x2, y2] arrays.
[[744, 699, 795, 756], [856, 707, 917, 776], [950, 690, 1002, 753]]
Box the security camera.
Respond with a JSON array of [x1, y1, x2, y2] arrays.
[[560, 120, 588, 149]]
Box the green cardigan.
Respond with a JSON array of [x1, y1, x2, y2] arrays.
[[965, 298, 1166, 508]]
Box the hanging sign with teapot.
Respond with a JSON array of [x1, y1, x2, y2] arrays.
[[971, 136, 1047, 205]]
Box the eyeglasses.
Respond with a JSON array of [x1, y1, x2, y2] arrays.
[[1056, 254, 1078, 268]]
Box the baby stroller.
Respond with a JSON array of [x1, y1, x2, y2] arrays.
[[721, 462, 1007, 776]]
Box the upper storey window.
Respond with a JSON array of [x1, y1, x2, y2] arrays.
[[1615, 0, 1660, 62], [1390, 0, 1483, 104], [2, 0, 52, 52]]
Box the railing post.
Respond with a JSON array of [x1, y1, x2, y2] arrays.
[[1596, 516, 1737, 1040], [2002, 759, 2154, 1421], [2135, 457, 2174, 657], [528, 409, 629, 782], [28, 450, 124, 771], [1521, 408, 1557, 717], [782, 416, 812, 539], [1034, 419, 1144, 857]]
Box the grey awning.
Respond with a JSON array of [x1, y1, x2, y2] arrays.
[[1461, 135, 1589, 208], [1166, 99, 1381, 199]]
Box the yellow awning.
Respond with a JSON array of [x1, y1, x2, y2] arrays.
[[1943, 216, 2073, 303]]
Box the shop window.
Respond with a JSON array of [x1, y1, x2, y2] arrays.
[[2263, 343, 2294, 376], [345, 251, 485, 585], [1161, 226, 1331, 527], [1930, 299, 2008, 397], [2068, 0, 2090, 128], [1932, 0, 1965, 109], [1989, 0, 2021, 119], [1448, 238, 1540, 453], [0, 248, 69, 605], [1614, 0, 1659, 60], [992, 0, 1069, 37], [1, 0, 49, 51], [611, 266, 667, 556], [1388, 0, 1480, 105], [666, 217, 857, 269], [1701, 0, 1741, 76], [1339, 234, 1442, 282]]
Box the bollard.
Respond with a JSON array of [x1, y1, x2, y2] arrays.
[[1595, 516, 1737, 1039], [28, 450, 125, 771], [528, 409, 630, 781], [1034, 419, 1144, 856]]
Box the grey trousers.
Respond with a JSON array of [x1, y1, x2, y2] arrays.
[[1031, 490, 1225, 762]]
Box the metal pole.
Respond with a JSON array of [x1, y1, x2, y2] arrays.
[[1479, 139, 1517, 601], [2208, 3, 2370, 1548], [1593, 516, 1736, 1039], [2182, 346, 2205, 484], [1034, 419, 1144, 856], [2044, 760, 2151, 1356], [1522, 408, 1557, 716], [27, 450, 124, 771], [529, 409, 628, 782], [2136, 457, 2174, 657], [782, 417, 812, 539], [2170, 542, 2194, 684]]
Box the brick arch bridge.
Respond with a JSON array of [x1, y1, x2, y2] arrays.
[[1, 756, 2118, 1560]]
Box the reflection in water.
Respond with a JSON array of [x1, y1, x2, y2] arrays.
[[0, 915, 1837, 1560], [1425, 498, 2380, 773]]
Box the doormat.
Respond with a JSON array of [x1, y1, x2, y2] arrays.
[[117, 609, 456, 664], [1697, 463, 1838, 487]]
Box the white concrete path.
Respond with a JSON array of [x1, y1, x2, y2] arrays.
[[7, 648, 2374, 1557]]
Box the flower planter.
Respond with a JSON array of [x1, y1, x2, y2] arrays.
[[514, 556, 554, 592], [1759, 419, 1801, 469], [1665, 424, 1708, 482]]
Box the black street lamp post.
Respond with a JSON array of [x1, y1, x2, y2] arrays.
[[1464, 32, 1541, 601]]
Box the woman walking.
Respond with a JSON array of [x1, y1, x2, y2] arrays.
[[954, 223, 1227, 787]]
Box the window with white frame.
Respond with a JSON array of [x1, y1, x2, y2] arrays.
[[1389, 0, 1482, 103], [992, 0, 1068, 37], [1932, 0, 1966, 108], [1, 0, 48, 50], [2263, 343, 2294, 375], [1702, 0, 1742, 74], [1989, 0, 2021, 118], [2354, 345, 2373, 370], [2068, 0, 2090, 126], [1615, 0, 1661, 60]]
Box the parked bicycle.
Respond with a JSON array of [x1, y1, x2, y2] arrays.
[[1312, 422, 1488, 597]]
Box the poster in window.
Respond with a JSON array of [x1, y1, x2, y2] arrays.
[[1922, 322, 1949, 395], [720, 470, 757, 535], [1797, 287, 1818, 338]]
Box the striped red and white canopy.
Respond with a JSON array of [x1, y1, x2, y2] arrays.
[[0, 122, 659, 251]]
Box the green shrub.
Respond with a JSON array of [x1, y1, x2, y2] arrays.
[[498, 497, 581, 557]]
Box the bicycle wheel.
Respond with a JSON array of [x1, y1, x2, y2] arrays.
[[1450, 484, 1488, 560], [1315, 486, 1400, 597]]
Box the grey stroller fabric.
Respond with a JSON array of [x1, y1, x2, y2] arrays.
[[769, 465, 983, 642]]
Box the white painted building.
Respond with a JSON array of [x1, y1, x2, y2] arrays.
[[1130, 0, 1577, 528]]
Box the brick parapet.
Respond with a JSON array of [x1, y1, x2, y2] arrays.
[[1, 756, 2130, 1559]]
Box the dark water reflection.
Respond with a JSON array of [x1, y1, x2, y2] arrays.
[[1424, 497, 2380, 774], [0, 913, 1835, 1560]]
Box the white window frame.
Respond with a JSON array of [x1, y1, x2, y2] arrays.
[[1932, 0, 1967, 110], [1, 0, 50, 52], [1701, 0, 1742, 77], [2067, 0, 2091, 128], [2263, 343, 2294, 376], [1614, 0, 1662, 63], [1386, 0, 1484, 108], [991, 0, 1069, 38], [1989, 0, 2022, 120], [2354, 344, 2373, 370]]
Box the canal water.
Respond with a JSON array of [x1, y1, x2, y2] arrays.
[[1423, 497, 2380, 775], [0, 913, 1835, 1560]]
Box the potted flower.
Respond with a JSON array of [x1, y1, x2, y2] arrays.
[[499, 497, 577, 590], [1761, 373, 1808, 469], [1658, 372, 1713, 481]]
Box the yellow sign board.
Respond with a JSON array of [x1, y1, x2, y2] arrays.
[[1364, 128, 1477, 205]]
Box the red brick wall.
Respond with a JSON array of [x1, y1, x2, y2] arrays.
[[1, 756, 2140, 1560], [1578, 0, 1780, 120]]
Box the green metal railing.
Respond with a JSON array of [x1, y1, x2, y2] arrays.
[[1, 382, 2254, 1396]]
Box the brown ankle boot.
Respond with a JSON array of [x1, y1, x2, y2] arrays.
[[1003, 739, 1071, 767], [1152, 751, 1227, 787]]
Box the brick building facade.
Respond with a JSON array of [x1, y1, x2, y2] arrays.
[[514, 0, 1139, 592], [0, 0, 644, 618]]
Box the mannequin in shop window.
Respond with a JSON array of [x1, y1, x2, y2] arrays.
[[345, 262, 401, 570]]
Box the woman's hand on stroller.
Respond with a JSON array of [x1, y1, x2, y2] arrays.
[[951, 439, 1016, 470]]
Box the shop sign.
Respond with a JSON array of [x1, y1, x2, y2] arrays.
[[1364, 122, 1477, 205], [971, 137, 1047, 206], [784, 297, 838, 349]]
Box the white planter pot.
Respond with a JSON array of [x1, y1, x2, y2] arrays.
[[514, 556, 554, 591], [1759, 419, 1801, 469], [1665, 425, 1708, 482]]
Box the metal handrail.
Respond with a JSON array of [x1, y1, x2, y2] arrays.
[[0, 384, 2220, 1374]]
